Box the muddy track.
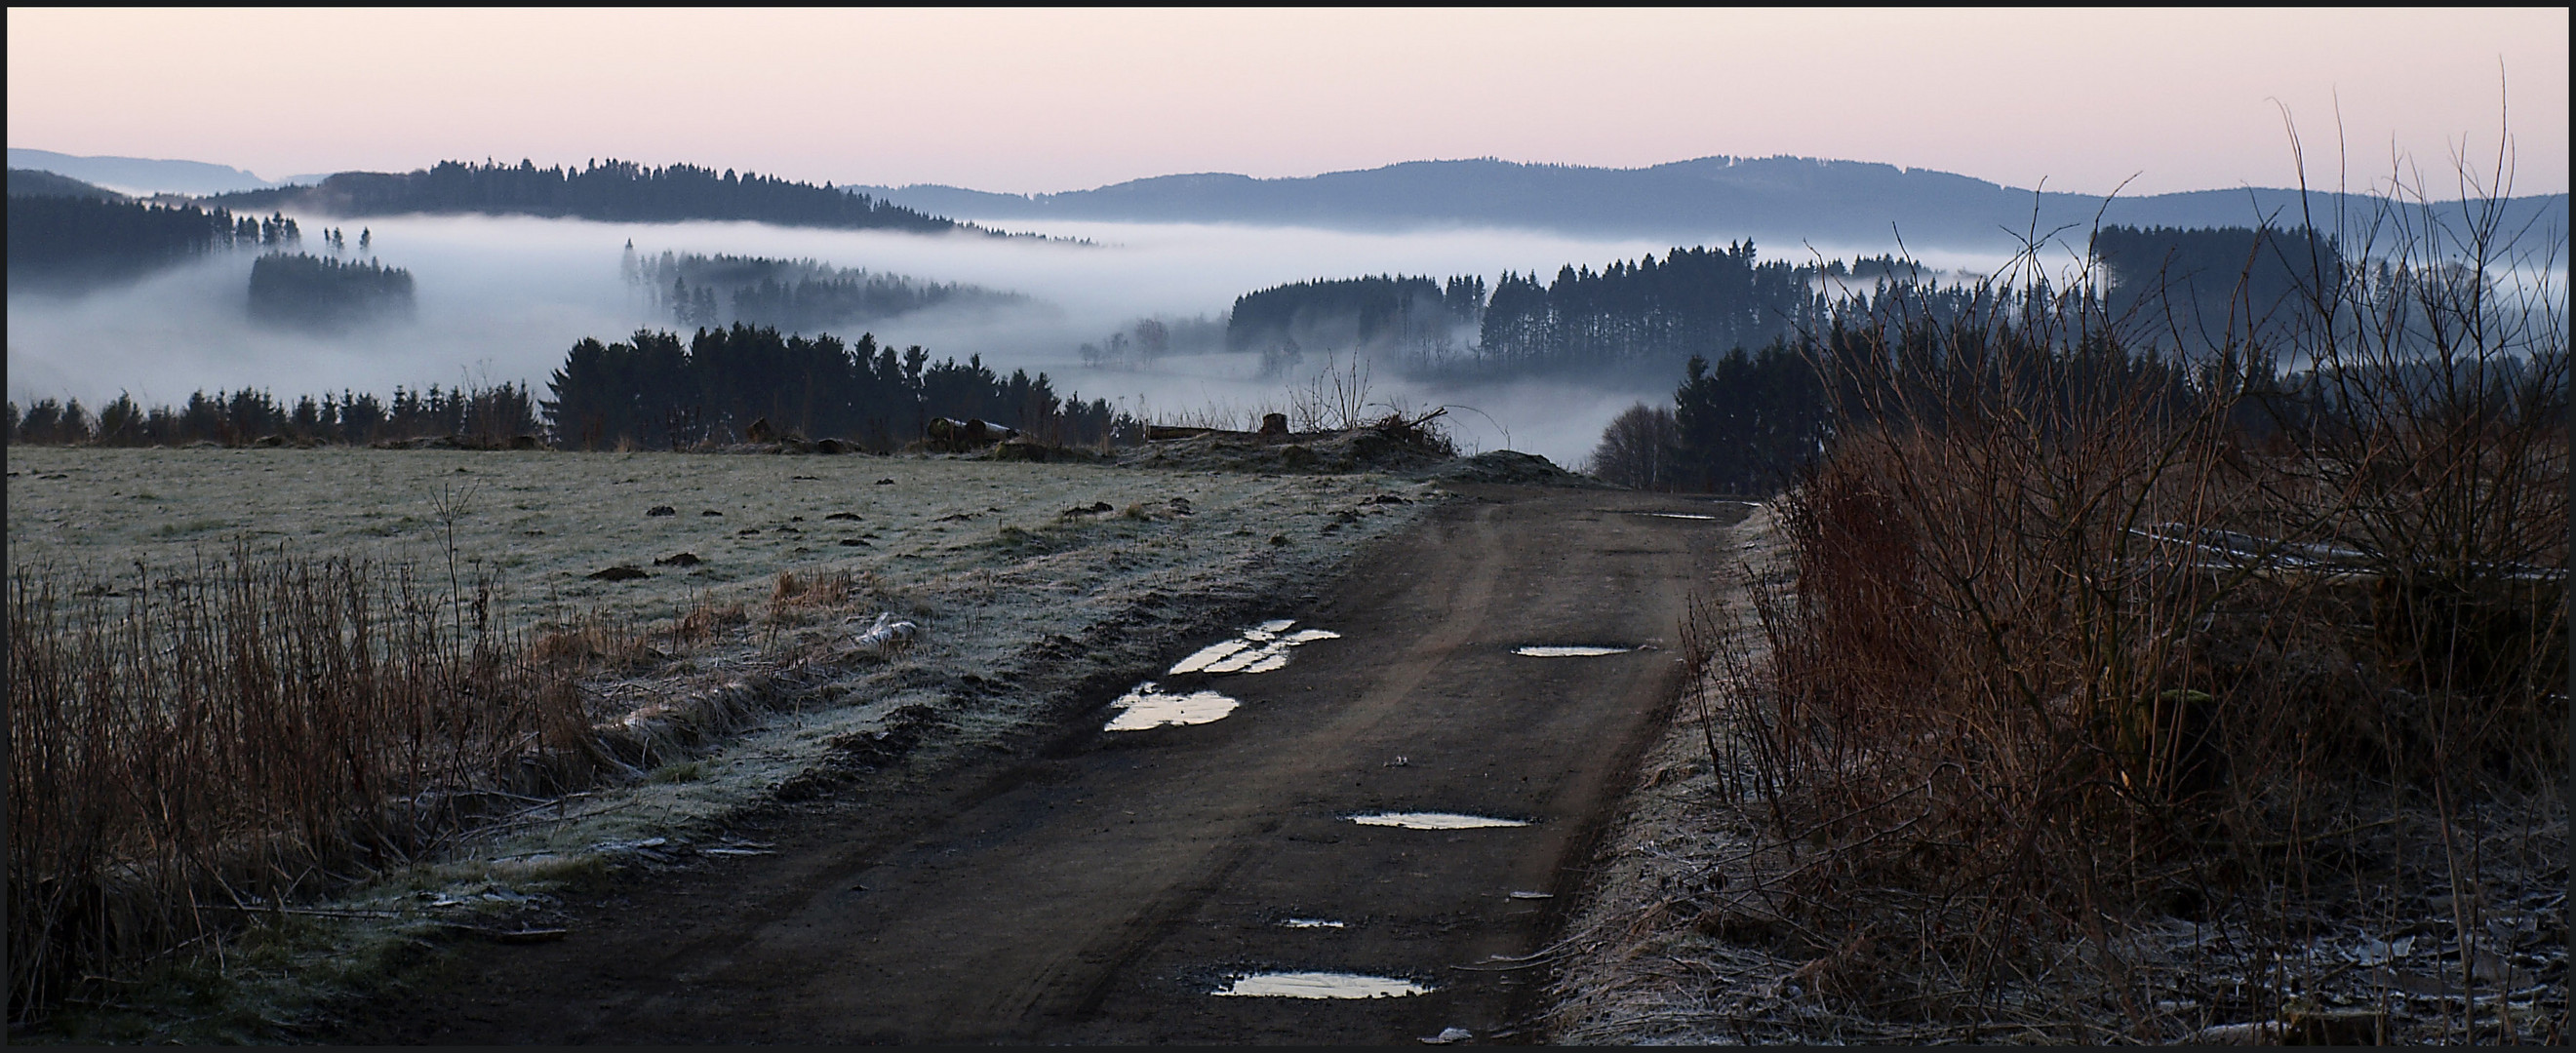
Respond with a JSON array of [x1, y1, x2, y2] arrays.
[[331, 485, 1746, 1044]]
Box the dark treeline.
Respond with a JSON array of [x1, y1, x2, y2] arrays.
[[543, 324, 1136, 451], [1599, 308, 2201, 494], [1227, 275, 1486, 373], [6, 196, 299, 289], [625, 248, 1024, 332], [1475, 242, 1821, 375], [6, 383, 541, 448], [248, 253, 416, 330], [1223, 243, 1837, 379], [1598, 234, 2560, 495], [1227, 228, 2351, 384], [2090, 225, 2343, 354], [215, 159, 974, 233]]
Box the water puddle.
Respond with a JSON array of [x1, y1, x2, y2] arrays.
[[1213, 972, 1434, 998], [1513, 645, 1632, 657], [1280, 917, 1347, 929], [1168, 619, 1341, 675], [1102, 682, 1241, 731], [1348, 812, 1530, 830]]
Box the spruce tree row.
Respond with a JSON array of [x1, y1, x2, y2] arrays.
[[542, 324, 1136, 451], [6, 384, 540, 448], [1222, 243, 1838, 378], [6, 196, 301, 288]]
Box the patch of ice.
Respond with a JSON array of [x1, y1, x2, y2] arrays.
[[1168, 639, 1251, 674], [1280, 917, 1347, 928], [1513, 644, 1631, 657], [1349, 812, 1529, 830], [1103, 682, 1241, 731], [1214, 972, 1433, 998], [1168, 620, 1340, 675]]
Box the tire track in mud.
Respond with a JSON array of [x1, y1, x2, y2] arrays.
[[331, 486, 1743, 1044]]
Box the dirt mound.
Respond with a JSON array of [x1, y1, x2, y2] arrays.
[[1118, 412, 1595, 485], [1426, 449, 1605, 487], [1116, 428, 1438, 475], [984, 439, 1113, 464]]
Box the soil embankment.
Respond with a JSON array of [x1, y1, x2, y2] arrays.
[[332, 485, 1745, 1043]]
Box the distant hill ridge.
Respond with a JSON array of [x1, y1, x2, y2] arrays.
[[191, 159, 982, 234], [6, 148, 308, 197], [852, 154, 2570, 249], [16, 148, 2564, 247]]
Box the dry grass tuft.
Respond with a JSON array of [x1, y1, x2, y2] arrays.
[[670, 599, 747, 647], [6, 543, 602, 1022], [531, 615, 652, 672], [767, 569, 858, 622]]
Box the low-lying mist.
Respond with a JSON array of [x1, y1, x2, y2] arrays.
[[6, 211, 2025, 467]]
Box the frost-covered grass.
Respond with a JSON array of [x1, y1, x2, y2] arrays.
[[7, 447, 1415, 628], [4, 445, 1441, 1041]]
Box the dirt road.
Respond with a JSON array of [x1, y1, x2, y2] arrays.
[[337, 485, 1746, 1044]]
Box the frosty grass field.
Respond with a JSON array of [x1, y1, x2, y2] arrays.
[[6, 446, 1430, 636], [5, 445, 1437, 995]]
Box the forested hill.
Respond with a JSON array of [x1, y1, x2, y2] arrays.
[[204, 159, 982, 233], [8, 168, 129, 200], [857, 156, 2571, 248]]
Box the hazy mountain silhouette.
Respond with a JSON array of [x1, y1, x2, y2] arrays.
[[17, 148, 2562, 250], [5, 148, 316, 197], [856, 155, 2570, 250]]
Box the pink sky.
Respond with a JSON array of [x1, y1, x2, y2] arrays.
[[8, 8, 2567, 198]]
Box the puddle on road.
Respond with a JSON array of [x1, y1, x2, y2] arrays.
[[1280, 917, 1347, 929], [1214, 972, 1434, 998], [1103, 682, 1241, 731], [1169, 620, 1342, 676], [1348, 812, 1530, 830], [1513, 644, 1633, 657]]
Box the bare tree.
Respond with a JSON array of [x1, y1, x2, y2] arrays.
[[1587, 402, 1680, 489]]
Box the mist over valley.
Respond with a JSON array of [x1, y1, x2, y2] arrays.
[[5, 179, 2017, 464], [8, 11, 2566, 1045]]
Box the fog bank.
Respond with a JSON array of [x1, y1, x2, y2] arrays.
[[8, 212, 2026, 467]]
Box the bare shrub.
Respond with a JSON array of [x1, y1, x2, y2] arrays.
[[7, 544, 596, 1022], [1701, 129, 2566, 1034], [1287, 351, 1374, 432], [1586, 402, 1681, 489]]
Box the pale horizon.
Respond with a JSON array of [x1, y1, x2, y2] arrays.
[[9, 8, 2568, 200]]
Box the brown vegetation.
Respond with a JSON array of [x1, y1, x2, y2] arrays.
[[6, 544, 597, 1022], [1682, 155, 2565, 1039]]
